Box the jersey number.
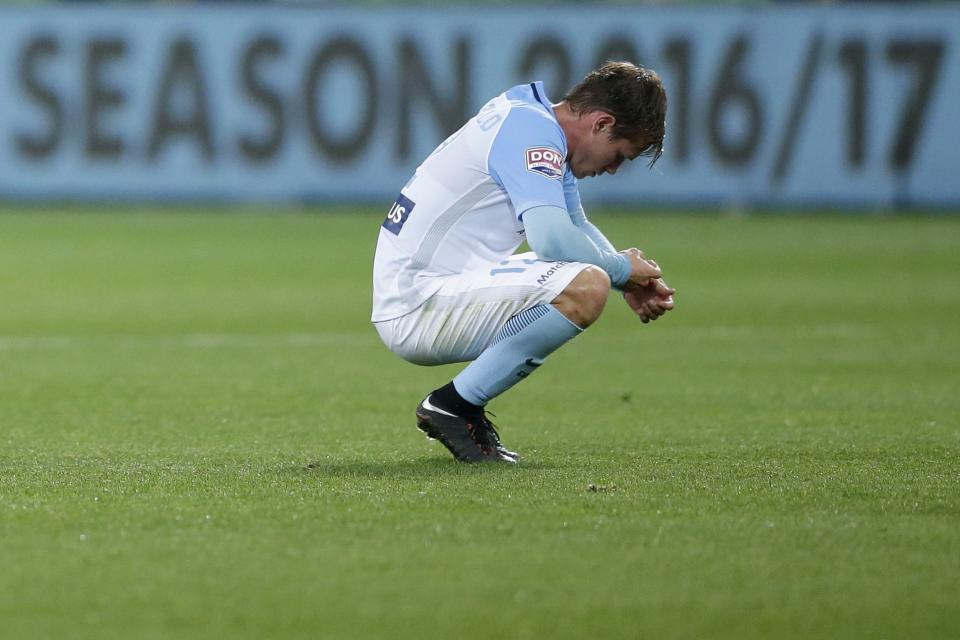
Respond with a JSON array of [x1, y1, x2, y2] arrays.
[[489, 258, 540, 275]]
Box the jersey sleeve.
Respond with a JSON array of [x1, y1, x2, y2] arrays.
[[562, 170, 583, 214], [487, 107, 568, 219], [570, 204, 618, 254]]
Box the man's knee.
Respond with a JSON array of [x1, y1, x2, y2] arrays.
[[552, 266, 611, 328]]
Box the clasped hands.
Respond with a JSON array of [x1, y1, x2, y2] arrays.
[[619, 248, 675, 324]]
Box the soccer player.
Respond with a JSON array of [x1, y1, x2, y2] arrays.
[[372, 61, 675, 463]]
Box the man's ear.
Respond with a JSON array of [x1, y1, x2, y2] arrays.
[[593, 112, 616, 134]]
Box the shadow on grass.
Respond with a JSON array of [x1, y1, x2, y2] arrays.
[[291, 456, 557, 479]]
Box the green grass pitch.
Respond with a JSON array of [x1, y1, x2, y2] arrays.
[[1, 206, 957, 639]]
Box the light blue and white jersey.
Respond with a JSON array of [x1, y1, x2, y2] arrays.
[[372, 82, 582, 321]]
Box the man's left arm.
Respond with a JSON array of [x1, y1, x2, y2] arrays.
[[569, 205, 676, 322], [568, 205, 618, 255]]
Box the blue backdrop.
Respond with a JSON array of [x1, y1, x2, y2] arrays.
[[0, 5, 957, 207]]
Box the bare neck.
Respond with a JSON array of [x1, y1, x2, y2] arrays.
[[553, 101, 586, 159]]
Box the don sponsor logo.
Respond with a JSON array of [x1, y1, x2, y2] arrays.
[[382, 193, 416, 235], [525, 147, 564, 180]]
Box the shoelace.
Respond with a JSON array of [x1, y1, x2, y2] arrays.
[[472, 413, 503, 448]]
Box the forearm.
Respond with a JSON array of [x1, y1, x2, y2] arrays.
[[569, 206, 618, 254], [523, 205, 630, 287]]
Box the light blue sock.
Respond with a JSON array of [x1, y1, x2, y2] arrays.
[[453, 304, 582, 406]]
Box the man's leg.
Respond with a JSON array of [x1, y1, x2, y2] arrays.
[[443, 266, 609, 406], [420, 266, 611, 461]]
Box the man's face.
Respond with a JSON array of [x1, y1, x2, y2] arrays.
[[568, 115, 647, 179]]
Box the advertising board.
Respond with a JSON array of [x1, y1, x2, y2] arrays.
[[1, 6, 957, 207]]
